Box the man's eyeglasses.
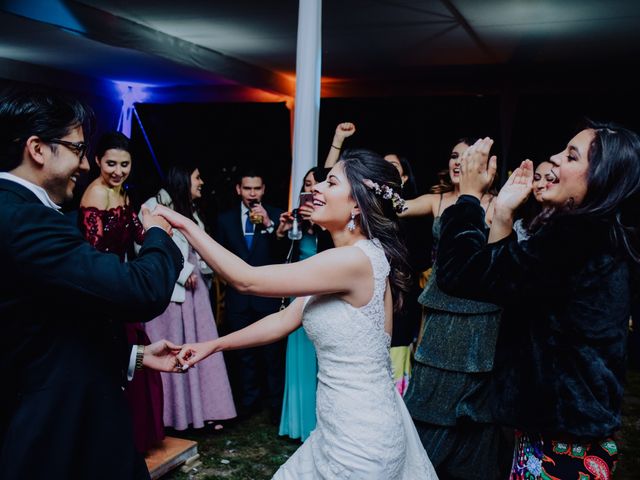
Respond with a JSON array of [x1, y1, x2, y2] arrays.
[[48, 139, 89, 159]]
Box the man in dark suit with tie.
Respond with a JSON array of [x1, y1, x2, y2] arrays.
[[0, 89, 184, 480], [216, 168, 287, 423]]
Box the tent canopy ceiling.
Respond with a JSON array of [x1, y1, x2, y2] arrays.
[[1, 0, 639, 98]]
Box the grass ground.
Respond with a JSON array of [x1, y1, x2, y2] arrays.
[[162, 412, 299, 480], [164, 369, 640, 480]]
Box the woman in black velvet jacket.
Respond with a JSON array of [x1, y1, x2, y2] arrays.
[[436, 122, 640, 479]]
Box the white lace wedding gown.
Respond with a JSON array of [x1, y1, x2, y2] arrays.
[[273, 239, 438, 479]]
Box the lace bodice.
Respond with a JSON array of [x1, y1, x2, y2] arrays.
[[303, 238, 392, 377]]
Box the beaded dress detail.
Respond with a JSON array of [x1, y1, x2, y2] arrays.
[[79, 204, 144, 260], [273, 239, 437, 479]]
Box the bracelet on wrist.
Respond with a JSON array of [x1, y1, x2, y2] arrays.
[[331, 144, 341, 150]]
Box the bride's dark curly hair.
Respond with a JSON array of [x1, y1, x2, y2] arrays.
[[339, 148, 412, 312]]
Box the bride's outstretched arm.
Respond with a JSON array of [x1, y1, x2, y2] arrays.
[[153, 205, 370, 299], [178, 298, 305, 368]]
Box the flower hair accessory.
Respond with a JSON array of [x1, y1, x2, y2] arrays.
[[363, 179, 408, 213]]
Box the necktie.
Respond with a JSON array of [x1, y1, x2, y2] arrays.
[[244, 211, 254, 249]]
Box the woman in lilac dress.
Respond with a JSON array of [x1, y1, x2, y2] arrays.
[[78, 131, 164, 453], [140, 163, 236, 431]]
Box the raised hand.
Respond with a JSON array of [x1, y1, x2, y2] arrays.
[[459, 137, 497, 200], [326, 122, 357, 168], [142, 339, 185, 373], [251, 203, 272, 228], [495, 160, 534, 218], [334, 122, 356, 143]]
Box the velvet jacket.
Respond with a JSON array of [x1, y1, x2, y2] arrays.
[[437, 196, 630, 440], [0, 179, 182, 479]]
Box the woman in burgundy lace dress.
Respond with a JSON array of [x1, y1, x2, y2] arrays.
[[78, 131, 164, 454]]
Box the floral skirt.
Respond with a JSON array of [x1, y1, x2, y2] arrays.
[[510, 431, 618, 480], [390, 345, 412, 396]]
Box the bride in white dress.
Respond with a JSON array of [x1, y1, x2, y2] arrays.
[[154, 149, 438, 479]]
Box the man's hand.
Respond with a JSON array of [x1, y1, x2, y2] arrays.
[[152, 204, 190, 230], [142, 340, 185, 373], [141, 206, 173, 235], [251, 203, 272, 228]]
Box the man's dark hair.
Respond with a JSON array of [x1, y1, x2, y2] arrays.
[[0, 88, 95, 171], [236, 166, 264, 185]]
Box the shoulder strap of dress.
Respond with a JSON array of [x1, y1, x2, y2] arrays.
[[436, 193, 444, 216], [354, 240, 389, 279]]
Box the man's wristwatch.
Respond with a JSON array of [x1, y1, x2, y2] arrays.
[[135, 345, 145, 370], [264, 220, 275, 234]]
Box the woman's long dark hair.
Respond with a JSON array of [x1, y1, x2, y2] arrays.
[[531, 120, 640, 263], [162, 164, 198, 221], [340, 149, 412, 312], [299, 166, 330, 234], [577, 120, 640, 262]]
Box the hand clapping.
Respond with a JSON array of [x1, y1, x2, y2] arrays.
[[495, 160, 534, 219], [459, 137, 498, 200]]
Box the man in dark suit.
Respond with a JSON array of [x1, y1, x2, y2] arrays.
[[216, 169, 287, 423], [0, 89, 184, 480]]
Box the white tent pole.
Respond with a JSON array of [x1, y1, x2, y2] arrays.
[[290, 0, 322, 208]]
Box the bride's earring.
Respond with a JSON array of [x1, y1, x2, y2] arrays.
[[347, 211, 356, 232]]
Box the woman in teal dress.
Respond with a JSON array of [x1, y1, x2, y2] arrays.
[[275, 167, 332, 441]]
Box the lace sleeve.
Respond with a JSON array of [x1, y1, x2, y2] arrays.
[[79, 207, 105, 249]]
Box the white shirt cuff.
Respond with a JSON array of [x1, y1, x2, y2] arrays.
[[127, 345, 139, 381]]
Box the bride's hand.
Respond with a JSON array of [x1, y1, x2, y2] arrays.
[[177, 339, 220, 368], [153, 204, 189, 230]]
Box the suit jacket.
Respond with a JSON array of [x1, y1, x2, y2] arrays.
[[215, 203, 286, 313], [0, 179, 182, 480]]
